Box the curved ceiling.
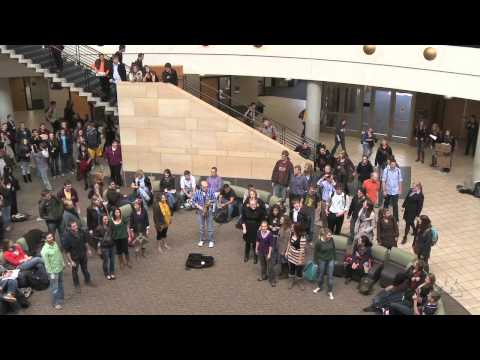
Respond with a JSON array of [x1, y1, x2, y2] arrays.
[[90, 45, 480, 101]]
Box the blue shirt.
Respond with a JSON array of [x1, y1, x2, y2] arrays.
[[319, 180, 335, 202], [382, 166, 403, 195], [192, 188, 217, 212]]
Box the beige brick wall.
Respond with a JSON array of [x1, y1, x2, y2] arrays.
[[117, 82, 312, 180]]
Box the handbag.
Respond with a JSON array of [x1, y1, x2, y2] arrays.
[[303, 261, 318, 282]]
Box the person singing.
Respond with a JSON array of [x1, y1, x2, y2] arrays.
[[192, 180, 217, 248]]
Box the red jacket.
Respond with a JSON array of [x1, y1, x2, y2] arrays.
[[3, 244, 27, 267]]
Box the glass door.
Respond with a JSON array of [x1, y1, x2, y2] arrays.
[[392, 92, 413, 141], [372, 89, 392, 136]]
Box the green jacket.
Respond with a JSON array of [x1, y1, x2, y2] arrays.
[[313, 238, 336, 263], [41, 242, 65, 274]]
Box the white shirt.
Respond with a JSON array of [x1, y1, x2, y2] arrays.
[[180, 175, 196, 193], [113, 63, 121, 83], [329, 192, 348, 214], [292, 208, 300, 223]]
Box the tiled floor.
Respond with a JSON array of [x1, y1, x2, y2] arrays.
[[11, 110, 479, 314]]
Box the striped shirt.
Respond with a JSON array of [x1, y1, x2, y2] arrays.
[[286, 235, 307, 266], [192, 188, 217, 212]]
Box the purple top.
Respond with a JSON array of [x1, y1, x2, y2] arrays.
[[256, 230, 273, 256], [104, 145, 123, 166], [207, 175, 223, 193]]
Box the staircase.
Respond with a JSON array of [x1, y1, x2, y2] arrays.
[[0, 45, 118, 116]]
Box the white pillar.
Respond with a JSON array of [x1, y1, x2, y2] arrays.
[[0, 78, 14, 122], [473, 127, 480, 185], [306, 81, 322, 142]]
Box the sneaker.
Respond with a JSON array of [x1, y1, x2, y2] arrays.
[[271, 282, 276, 287], [54, 304, 63, 310], [110, 274, 116, 280], [313, 287, 323, 294], [180, 205, 185, 209], [198, 241, 204, 247], [106, 275, 111, 280], [3, 293, 16, 303], [23, 287, 33, 298], [208, 241, 214, 248], [328, 292, 334, 300]]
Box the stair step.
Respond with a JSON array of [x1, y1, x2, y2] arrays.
[[21, 48, 50, 60], [8, 45, 42, 54]]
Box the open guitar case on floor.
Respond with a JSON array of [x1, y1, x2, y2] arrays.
[[185, 253, 215, 270]]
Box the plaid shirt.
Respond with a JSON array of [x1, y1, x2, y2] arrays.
[[192, 188, 217, 213]]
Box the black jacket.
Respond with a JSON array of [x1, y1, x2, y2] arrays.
[[375, 145, 393, 168], [160, 176, 175, 192], [415, 127, 428, 142], [63, 229, 88, 259], [162, 69, 178, 85], [348, 195, 366, 222], [108, 62, 127, 82], [413, 227, 433, 261], [356, 161, 374, 184], [402, 190, 424, 222], [87, 206, 106, 232], [39, 196, 64, 222], [290, 206, 310, 233], [316, 151, 334, 172]]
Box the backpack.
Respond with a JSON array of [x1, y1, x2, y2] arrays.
[[430, 227, 439, 246], [27, 267, 50, 291], [303, 261, 318, 282], [185, 253, 215, 270], [358, 276, 375, 295], [214, 207, 229, 224]]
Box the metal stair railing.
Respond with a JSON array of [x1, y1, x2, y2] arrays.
[[182, 78, 318, 162]]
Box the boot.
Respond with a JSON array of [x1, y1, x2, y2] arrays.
[[23, 175, 28, 183], [288, 276, 295, 289], [296, 277, 305, 291], [27, 174, 32, 182]]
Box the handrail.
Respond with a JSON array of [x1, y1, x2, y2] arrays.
[[183, 78, 318, 162]]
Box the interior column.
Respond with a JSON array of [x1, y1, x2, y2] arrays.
[[306, 81, 322, 142], [473, 127, 480, 186], [0, 78, 14, 121]]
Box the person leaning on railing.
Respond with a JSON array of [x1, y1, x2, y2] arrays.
[[91, 54, 110, 99]]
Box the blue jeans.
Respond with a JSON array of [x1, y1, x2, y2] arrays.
[[362, 143, 371, 158], [166, 192, 176, 209], [2, 205, 11, 228], [38, 166, 52, 191], [19, 257, 45, 271], [0, 278, 18, 294], [317, 259, 335, 292], [102, 247, 115, 276], [272, 184, 287, 200], [49, 271, 64, 306], [220, 201, 235, 220], [197, 211, 214, 243]]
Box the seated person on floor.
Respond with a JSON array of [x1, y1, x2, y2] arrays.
[[344, 235, 373, 284], [386, 289, 441, 315], [105, 181, 130, 210], [160, 169, 177, 209], [0, 264, 19, 303], [131, 169, 153, 208], [2, 240, 45, 272], [179, 170, 196, 209], [363, 260, 429, 313], [385, 273, 436, 315], [218, 184, 237, 221]]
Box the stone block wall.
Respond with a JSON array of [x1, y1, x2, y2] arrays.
[[117, 82, 312, 180]]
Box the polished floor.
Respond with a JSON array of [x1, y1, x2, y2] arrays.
[[8, 110, 479, 314]]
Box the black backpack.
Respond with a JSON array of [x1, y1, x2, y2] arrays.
[[214, 207, 229, 224], [358, 276, 375, 295], [185, 253, 214, 270], [27, 267, 50, 291]]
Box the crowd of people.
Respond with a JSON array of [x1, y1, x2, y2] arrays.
[[90, 48, 179, 104], [3, 67, 477, 315]]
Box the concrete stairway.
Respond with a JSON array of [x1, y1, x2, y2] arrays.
[[0, 45, 118, 116]]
